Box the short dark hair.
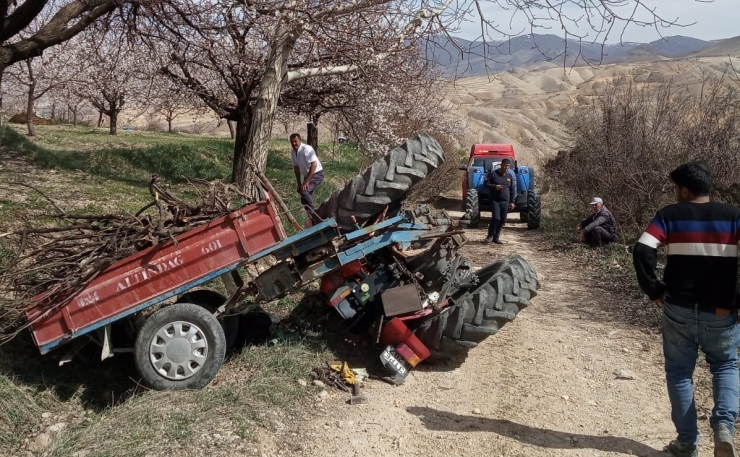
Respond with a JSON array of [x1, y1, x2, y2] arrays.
[[501, 158, 511, 165], [669, 160, 713, 196], [289, 133, 301, 141]]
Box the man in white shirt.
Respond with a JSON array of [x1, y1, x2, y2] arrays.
[[290, 133, 324, 217]]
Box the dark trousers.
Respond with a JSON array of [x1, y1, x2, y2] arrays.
[[299, 171, 324, 214], [583, 226, 616, 247], [487, 201, 509, 240]]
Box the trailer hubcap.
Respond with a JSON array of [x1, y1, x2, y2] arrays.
[[149, 321, 208, 380]]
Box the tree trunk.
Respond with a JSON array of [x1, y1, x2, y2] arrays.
[[109, 109, 117, 135], [97, 111, 103, 127], [227, 120, 235, 139], [26, 81, 36, 136], [307, 115, 319, 153], [51, 101, 56, 120], [231, 110, 251, 183], [72, 107, 77, 125], [166, 108, 174, 132], [0, 69, 3, 127], [232, 25, 297, 194], [25, 59, 36, 136]]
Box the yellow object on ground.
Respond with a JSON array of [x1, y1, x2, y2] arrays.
[[329, 361, 357, 385]]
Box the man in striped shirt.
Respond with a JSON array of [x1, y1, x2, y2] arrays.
[[633, 161, 740, 457]]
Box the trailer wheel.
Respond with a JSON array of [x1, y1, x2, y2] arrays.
[[134, 303, 226, 391], [414, 254, 540, 363], [177, 290, 239, 353], [316, 133, 445, 232]]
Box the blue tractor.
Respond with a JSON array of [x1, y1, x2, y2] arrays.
[[458, 143, 541, 230]]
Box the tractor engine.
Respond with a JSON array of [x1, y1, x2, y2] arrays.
[[319, 259, 401, 321]]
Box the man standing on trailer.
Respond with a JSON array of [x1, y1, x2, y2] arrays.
[[291, 133, 324, 219]]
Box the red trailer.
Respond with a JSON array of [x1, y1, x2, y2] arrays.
[[22, 196, 343, 390]]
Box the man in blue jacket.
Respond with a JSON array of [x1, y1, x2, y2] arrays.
[[484, 158, 515, 244], [633, 160, 740, 457]]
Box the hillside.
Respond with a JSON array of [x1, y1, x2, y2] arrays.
[[650, 35, 714, 57], [444, 55, 740, 166], [694, 36, 740, 57], [431, 33, 724, 77]]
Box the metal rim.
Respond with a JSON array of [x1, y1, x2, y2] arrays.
[[149, 321, 209, 381]]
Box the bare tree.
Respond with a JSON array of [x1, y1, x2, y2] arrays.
[[546, 75, 740, 236], [6, 46, 73, 135], [278, 47, 430, 153], [149, 78, 205, 133], [69, 24, 154, 135], [0, 0, 135, 73], [143, 0, 459, 193]]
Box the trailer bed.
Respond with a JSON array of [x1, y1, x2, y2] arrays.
[[25, 200, 286, 354]]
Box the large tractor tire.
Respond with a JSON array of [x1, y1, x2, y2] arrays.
[[177, 290, 239, 353], [414, 254, 540, 362], [134, 303, 226, 390], [527, 167, 537, 191], [464, 189, 480, 228], [526, 190, 542, 230], [316, 133, 445, 232]]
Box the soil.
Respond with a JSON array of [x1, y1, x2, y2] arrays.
[[257, 195, 723, 457]]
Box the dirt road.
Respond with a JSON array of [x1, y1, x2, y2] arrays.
[[257, 197, 724, 457]]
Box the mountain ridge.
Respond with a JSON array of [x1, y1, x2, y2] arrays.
[[429, 33, 736, 76]]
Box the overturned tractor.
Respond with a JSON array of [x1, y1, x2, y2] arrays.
[[18, 133, 539, 390]]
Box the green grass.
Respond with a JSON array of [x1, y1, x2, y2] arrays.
[[0, 123, 358, 457], [41, 342, 329, 457]]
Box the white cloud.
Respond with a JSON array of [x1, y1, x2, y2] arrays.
[[454, 0, 740, 44]]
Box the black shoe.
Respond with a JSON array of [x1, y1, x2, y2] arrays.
[[485, 237, 493, 243], [493, 239, 504, 245], [664, 440, 698, 457], [714, 424, 737, 457]]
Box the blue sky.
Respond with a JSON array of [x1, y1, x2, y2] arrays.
[[455, 0, 740, 44]]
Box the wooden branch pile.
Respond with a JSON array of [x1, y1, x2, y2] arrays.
[[0, 176, 254, 342]]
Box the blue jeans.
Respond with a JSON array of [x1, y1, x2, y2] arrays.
[[487, 201, 509, 240], [299, 171, 324, 214], [662, 302, 740, 444]]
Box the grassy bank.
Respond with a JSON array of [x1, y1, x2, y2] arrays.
[[0, 123, 362, 456], [540, 191, 661, 329]]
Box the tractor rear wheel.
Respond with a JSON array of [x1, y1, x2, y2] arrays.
[[527, 167, 537, 191], [316, 133, 445, 232], [526, 190, 542, 230], [464, 189, 480, 228], [414, 254, 540, 363]]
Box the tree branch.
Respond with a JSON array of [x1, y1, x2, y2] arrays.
[[1, 0, 49, 41], [2, 0, 119, 68], [287, 0, 453, 83]]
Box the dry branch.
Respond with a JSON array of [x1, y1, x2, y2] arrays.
[[0, 176, 254, 343]]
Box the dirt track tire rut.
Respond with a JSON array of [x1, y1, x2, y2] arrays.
[[316, 133, 445, 232], [415, 253, 540, 362]]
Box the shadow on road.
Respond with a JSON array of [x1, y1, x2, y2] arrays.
[[406, 406, 663, 457]]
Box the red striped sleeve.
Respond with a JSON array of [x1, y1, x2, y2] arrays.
[[646, 221, 666, 243], [668, 231, 738, 245]]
